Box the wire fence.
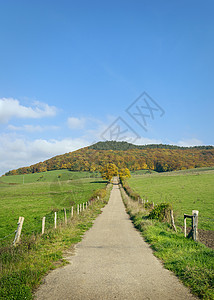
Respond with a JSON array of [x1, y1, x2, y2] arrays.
[[0, 200, 95, 247]]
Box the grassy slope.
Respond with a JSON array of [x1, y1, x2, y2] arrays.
[[0, 185, 112, 299], [120, 186, 214, 299], [0, 170, 106, 240], [128, 168, 214, 230], [0, 170, 111, 299]]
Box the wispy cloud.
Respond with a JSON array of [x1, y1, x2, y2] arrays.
[[177, 138, 203, 147], [0, 98, 57, 123], [67, 117, 86, 129], [7, 124, 59, 133], [0, 134, 90, 175]]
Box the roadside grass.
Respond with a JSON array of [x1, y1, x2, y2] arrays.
[[120, 186, 214, 300], [0, 183, 112, 300], [128, 168, 214, 230], [0, 171, 107, 240]]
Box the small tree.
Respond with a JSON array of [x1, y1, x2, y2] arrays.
[[101, 163, 118, 181], [119, 168, 131, 181]]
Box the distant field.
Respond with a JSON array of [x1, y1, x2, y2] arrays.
[[128, 167, 214, 230], [0, 170, 106, 241], [0, 169, 100, 184]]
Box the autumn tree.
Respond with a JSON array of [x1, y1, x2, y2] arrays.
[[101, 163, 118, 181], [119, 168, 131, 180]]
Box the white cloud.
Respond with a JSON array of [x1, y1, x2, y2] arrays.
[[177, 138, 203, 147], [0, 98, 57, 123], [0, 134, 89, 175], [67, 117, 86, 129], [8, 124, 59, 133], [134, 137, 163, 145]]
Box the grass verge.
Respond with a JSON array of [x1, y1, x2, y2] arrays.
[[0, 184, 112, 300], [120, 185, 214, 300]]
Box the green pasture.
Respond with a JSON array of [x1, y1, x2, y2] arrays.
[[0, 169, 100, 184], [0, 170, 106, 241], [128, 168, 214, 230]]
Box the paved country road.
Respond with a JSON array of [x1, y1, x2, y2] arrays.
[[35, 183, 197, 300]]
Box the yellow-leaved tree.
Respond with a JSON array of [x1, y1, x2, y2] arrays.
[[119, 168, 131, 181], [101, 163, 118, 182]]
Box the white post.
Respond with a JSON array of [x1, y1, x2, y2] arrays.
[[192, 210, 199, 241], [71, 206, 73, 218], [64, 208, 67, 224], [77, 204, 79, 215], [42, 217, 46, 235], [13, 217, 24, 246], [170, 210, 177, 232], [54, 212, 57, 229], [184, 216, 187, 237]]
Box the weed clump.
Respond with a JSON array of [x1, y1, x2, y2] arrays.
[[149, 203, 172, 222]]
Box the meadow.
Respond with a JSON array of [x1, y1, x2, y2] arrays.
[[0, 170, 106, 242], [128, 167, 214, 231]]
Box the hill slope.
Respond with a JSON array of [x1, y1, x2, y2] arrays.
[[5, 141, 214, 176]]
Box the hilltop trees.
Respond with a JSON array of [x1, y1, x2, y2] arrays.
[[4, 141, 214, 176]]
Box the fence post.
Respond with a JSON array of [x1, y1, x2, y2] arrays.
[[170, 210, 177, 232], [42, 217, 46, 235], [71, 206, 73, 218], [54, 212, 57, 229], [64, 208, 67, 224], [77, 204, 79, 215], [184, 216, 187, 237], [13, 217, 24, 246], [192, 210, 199, 241]]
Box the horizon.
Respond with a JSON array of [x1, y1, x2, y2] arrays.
[[0, 0, 213, 175], [2, 140, 214, 176]]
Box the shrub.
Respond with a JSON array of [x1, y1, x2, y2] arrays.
[[149, 203, 172, 222]]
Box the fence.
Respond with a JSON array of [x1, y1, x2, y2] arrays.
[[120, 183, 200, 242], [0, 199, 97, 247]]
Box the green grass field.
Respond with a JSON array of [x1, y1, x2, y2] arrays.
[[0, 170, 106, 241], [128, 167, 214, 231]]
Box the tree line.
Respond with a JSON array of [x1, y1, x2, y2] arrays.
[[5, 141, 214, 176]]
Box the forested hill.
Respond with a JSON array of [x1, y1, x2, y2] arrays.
[[5, 141, 214, 176], [89, 141, 213, 151]]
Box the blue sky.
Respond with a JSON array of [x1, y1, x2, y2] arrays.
[[0, 0, 213, 174]]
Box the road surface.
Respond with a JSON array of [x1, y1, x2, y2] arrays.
[[35, 182, 196, 300]]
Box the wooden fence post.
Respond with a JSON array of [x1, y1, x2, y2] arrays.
[[64, 208, 67, 224], [13, 217, 24, 246], [42, 217, 46, 235], [170, 210, 177, 232], [54, 212, 57, 229], [192, 210, 199, 241], [184, 215, 187, 237], [71, 206, 73, 218]]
